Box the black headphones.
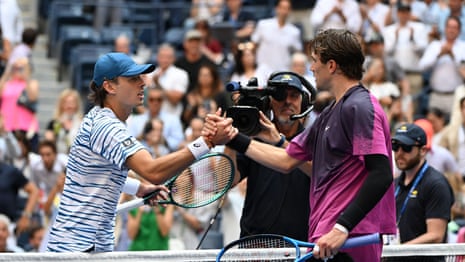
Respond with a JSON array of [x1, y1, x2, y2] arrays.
[[267, 71, 316, 120]]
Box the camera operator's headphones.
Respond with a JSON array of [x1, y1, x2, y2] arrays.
[[267, 71, 317, 120]]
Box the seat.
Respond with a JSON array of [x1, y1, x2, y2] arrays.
[[163, 27, 185, 51], [100, 26, 135, 45], [70, 44, 112, 95], [47, 2, 93, 58], [56, 26, 101, 81]]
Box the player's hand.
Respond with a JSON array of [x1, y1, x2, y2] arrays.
[[312, 227, 348, 260], [256, 111, 281, 145], [203, 109, 236, 145], [136, 183, 169, 206]]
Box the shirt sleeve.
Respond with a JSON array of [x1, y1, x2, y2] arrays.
[[91, 118, 144, 169]]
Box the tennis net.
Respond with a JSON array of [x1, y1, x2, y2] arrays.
[[0, 244, 464, 261]]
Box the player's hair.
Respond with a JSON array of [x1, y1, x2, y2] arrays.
[[309, 29, 365, 80]]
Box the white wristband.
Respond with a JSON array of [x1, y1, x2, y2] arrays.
[[334, 223, 349, 235], [123, 176, 141, 195], [187, 136, 211, 160]]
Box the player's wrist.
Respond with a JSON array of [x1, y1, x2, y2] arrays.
[[187, 136, 211, 160], [333, 223, 349, 235], [226, 132, 251, 154]]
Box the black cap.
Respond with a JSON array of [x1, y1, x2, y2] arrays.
[[397, 3, 411, 11], [392, 123, 427, 146], [366, 33, 384, 44]]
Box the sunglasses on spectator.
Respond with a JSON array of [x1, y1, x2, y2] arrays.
[[392, 143, 421, 153]]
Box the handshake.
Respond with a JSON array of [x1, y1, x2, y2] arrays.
[[202, 109, 238, 147], [202, 108, 285, 150]]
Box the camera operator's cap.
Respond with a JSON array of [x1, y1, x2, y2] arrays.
[[92, 52, 155, 87], [184, 29, 203, 41], [268, 73, 306, 93], [392, 123, 427, 146]]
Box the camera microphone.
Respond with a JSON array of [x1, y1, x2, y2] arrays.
[[290, 105, 314, 121]]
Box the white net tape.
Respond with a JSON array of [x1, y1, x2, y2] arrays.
[[1, 245, 465, 262]]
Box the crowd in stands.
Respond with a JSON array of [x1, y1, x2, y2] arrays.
[[1, 0, 465, 253]]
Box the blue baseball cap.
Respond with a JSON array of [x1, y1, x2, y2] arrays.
[[92, 52, 155, 87]]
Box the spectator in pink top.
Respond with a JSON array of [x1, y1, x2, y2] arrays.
[[0, 57, 39, 152]]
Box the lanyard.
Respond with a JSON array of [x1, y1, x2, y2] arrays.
[[395, 162, 429, 225]]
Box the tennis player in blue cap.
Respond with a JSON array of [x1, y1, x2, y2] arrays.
[[47, 53, 235, 252]]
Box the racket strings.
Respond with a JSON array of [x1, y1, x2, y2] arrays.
[[218, 236, 298, 261], [171, 155, 232, 207]]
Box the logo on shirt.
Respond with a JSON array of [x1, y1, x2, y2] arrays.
[[409, 190, 418, 198], [325, 126, 330, 131], [122, 138, 135, 148]]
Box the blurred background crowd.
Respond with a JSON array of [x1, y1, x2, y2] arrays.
[[1, 0, 465, 253]]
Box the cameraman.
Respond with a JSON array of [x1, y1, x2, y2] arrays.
[[224, 72, 311, 241]]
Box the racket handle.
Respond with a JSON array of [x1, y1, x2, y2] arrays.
[[116, 198, 145, 214], [341, 233, 381, 249], [116, 190, 161, 214]]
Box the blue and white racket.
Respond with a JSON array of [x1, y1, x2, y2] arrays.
[[216, 233, 381, 262]]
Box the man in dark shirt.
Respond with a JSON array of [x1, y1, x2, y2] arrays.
[[388, 123, 454, 262], [229, 72, 311, 241], [174, 29, 216, 93]]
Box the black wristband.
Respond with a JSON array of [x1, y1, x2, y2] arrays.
[[275, 133, 286, 147], [226, 133, 251, 154]]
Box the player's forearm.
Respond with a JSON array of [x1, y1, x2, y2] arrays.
[[246, 139, 302, 174]]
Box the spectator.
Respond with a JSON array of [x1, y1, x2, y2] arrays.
[[414, 118, 461, 178], [127, 177, 175, 251], [0, 214, 23, 252], [114, 34, 131, 55], [440, 96, 465, 181], [230, 41, 272, 88], [0, 113, 21, 165], [126, 86, 184, 151], [385, 0, 428, 26], [288, 0, 316, 41], [426, 107, 449, 145], [0, 57, 39, 153], [186, 0, 224, 26], [139, 118, 170, 159], [419, 16, 465, 116], [23, 226, 44, 252], [195, 19, 224, 65], [179, 117, 205, 150], [219, 0, 256, 41], [175, 29, 216, 93], [290, 51, 316, 88], [224, 72, 311, 241], [252, 0, 302, 72], [0, 158, 39, 239], [359, 0, 389, 42], [44, 89, 83, 154], [311, 0, 362, 34], [0, 0, 24, 73], [143, 44, 189, 121], [182, 64, 229, 126], [7, 28, 38, 68], [364, 57, 401, 116], [363, 34, 413, 123], [29, 140, 68, 209], [437, 0, 465, 40], [382, 3, 428, 97], [387, 123, 454, 260]]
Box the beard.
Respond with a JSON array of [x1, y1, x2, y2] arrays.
[[396, 152, 423, 171]]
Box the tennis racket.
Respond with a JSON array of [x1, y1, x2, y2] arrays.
[[117, 152, 234, 214], [216, 233, 381, 262]]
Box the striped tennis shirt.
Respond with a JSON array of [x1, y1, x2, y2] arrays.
[[47, 106, 144, 252]]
